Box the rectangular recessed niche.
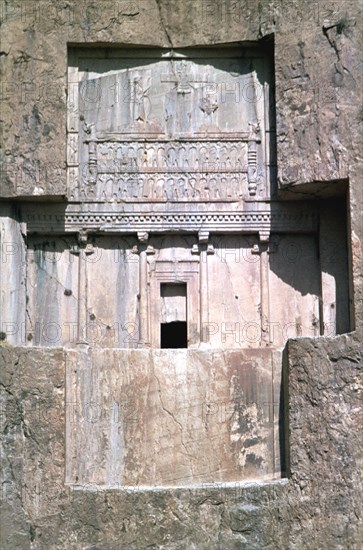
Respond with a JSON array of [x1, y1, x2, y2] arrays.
[[61, 44, 351, 489], [161, 322, 188, 349], [160, 283, 188, 348]]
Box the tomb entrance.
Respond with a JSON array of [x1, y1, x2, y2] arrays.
[[11, 44, 351, 487]]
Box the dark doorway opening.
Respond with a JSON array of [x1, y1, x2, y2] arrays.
[[160, 322, 188, 349]]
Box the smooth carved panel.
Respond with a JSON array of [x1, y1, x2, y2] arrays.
[[85, 237, 140, 348], [207, 236, 261, 349], [68, 48, 273, 203], [26, 238, 79, 347], [26, 236, 140, 349], [268, 235, 321, 346], [66, 349, 283, 487]]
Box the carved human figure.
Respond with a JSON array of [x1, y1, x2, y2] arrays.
[[121, 178, 129, 200], [200, 177, 208, 200], [167, 146, 176, 169], [155, 178, 165, 200], [210, 178, 220, 199], [68, 134, 78, 165], [127, 147, 137, 171], [231, 177, 239, 198], [189, 178, 200, 200], [157, 147, 166, 169], [178, 177, 186, 199], [220, 177, 227, 199], [130, 75, 150, 123], [99, 174, 114, 201], [143, 177, 153, 199], [165, 178, 174, 201]]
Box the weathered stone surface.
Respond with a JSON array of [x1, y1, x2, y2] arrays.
[[65, 349, 283, 487], [69, 46, 272, 203], [1, 0, 361, 322], [1, 0, 361, 196], [2, 223, 351, 349], [1, 0, 361, 337], [1, 336, 361, 548], [0, 204, 26, 346], [0, 0, 362, 548]]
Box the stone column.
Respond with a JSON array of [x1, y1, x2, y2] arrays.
[[198, 230, 214, 344], [71, 230, 95, 345], [247, 121, 261, 197], [137, 232, 150, 347], [67, 54, 79, 201], [258, 232, 271, 345]]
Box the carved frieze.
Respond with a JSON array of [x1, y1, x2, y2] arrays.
[[21, 202, 319, 235], [68, 47, 273, 204]]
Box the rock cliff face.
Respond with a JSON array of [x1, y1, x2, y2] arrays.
[[0, 0, 362, 548], [0, 337, 361, 548], [1, 0, 362, 315]]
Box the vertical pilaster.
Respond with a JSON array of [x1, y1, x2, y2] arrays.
[[67, 51, 79, 201], [71, 230, 95, 345], [247, 121, 261, 197], [257, 231, 272, 345], [77, 245, 87, 344], [137, 232, 150, 347], [198, 230, 214, 344]]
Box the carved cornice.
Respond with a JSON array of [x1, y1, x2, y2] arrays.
[[22, 203, 319, 235]]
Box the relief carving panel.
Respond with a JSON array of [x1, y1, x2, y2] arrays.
[[68, 48, 273, 203]]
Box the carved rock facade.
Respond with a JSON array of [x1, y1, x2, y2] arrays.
[[0, 0, 361, 548]]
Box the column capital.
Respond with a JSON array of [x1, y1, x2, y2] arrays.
[[137, 231, 149, 243], [198, 230, 210, 243]]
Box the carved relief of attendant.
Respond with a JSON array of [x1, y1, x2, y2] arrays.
[[188, 177, 199, 200], [126, 178, 134, 199], [130, 75, 150, 123], [99, 174, 114, 201], [200, 177, 208, 200], [173, 178, 179, 200], [170, 147, 178, 170], [178, 177, 186, 199], [210, 178, 219, 199], [143, 177, 153, 200], [115, 178, 124, 201], [142, 149, 148, 169], [189, 146, 197, 170], [223, 176, 231, 199], [128, 147, 137, 171], [157, 147, 166, 170], [231, 177, 239, 198], [155, 178, 165, 200], [135, 178, 143, 199], [179, 146, 186, 170], [165, 178, 174, 201]]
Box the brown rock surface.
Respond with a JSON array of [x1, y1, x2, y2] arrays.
[[1, 337, 361, 548], [0, 0, 362, 548]]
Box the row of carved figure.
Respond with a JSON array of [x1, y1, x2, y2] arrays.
[[93, 141, 250, 172], [75, 172, 262, 201]]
